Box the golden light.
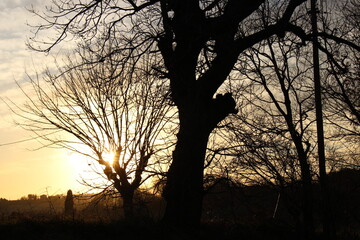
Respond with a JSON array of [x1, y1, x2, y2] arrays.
[[102, 151, 116, 165], [66, 147, 115, 188]]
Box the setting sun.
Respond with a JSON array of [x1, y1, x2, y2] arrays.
[[66, 149, 112, 189]]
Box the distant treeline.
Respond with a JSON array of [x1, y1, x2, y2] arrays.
[[1, 168, 359, 234]]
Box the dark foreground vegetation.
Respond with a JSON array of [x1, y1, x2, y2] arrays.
[[1, 169, 359, 240], [0, 219, 307, 240], [1, 219, 359, 240]]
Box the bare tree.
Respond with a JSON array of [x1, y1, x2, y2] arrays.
[[218, 30, 317, 236], [7, 48, 175, 219], [321, 0, 360, 139], [26, 0, 360, 229], [208, 1, 359, 237]]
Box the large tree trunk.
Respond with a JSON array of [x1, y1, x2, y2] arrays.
[[122, 189, 134, 220], [298, 156, 315, 239], [163, 117, 210, 226], [163, 92, 237, 227], [294, 140, 315, 240]]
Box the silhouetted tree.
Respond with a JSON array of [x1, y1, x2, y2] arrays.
[[8, 48, 174, 219], [26, 0, 360, 230], [322, 0, 360, 139], [206, 1, 359, 237], [220, 33, 316, 236]]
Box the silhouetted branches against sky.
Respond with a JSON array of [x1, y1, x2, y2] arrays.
[[7, 40, 176, 218], [22, 0, 359, 230], [204, 0, 359, 210]]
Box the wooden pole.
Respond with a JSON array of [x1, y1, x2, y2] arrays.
[[310, 0, 335, 238]]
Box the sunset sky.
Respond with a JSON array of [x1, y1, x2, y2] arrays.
[[0, 0, 94, 200]]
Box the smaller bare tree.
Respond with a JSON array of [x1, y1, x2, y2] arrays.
[[6, 48, 175, 219], [321, 0, 360, 140]]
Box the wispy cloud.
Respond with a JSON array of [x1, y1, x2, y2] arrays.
[[0, 0, 43, 10], [0, 0, 47, 92], [0, 0, 48, 126], [0, 0, 100, 200]]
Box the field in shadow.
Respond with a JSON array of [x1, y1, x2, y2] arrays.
[[1, 169, 360, 239]]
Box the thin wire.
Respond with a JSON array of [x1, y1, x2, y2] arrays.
[[0, 130, 62, 147], [0, 137, 38, 147]]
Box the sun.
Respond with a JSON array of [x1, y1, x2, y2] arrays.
[[66, 149, 113, 187], [102, 151, 116, 165]]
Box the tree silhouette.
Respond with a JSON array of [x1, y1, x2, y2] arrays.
[[26, 0, 360, 229], [8, 49, 174, 219], [206, 1, 359, 237], [205, 30, 317, 236], [322, 0, 360, 139]]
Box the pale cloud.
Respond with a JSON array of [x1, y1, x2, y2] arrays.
[[0, 0, 69, 94], [0, 0, 44, 10], [0, 0, 46, 92], [0, 0, 75, 200]]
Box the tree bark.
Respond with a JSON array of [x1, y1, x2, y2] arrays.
[[297, 150, 315, 240], [122, 189, 134, 220], [288, 128, 314, 239], [163, 92, 237, 227], [163, 123, 209, 226]]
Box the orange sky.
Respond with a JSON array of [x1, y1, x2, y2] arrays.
[[0, 0, 94, 200]]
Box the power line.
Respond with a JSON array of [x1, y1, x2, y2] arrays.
[[0, 131, 61, 147], [0, 136, 39, 147]]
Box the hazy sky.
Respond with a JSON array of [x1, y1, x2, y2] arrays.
[[0, 0, 92, 200]]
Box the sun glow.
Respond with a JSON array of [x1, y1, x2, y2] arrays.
[[66, 150, 111, 189], [102, 151, 116, 165]]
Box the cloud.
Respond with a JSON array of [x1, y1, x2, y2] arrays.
[[0, 0, 44, 10], [0, 0, 49, 91], [0, 0, 48, 41], [0, 0, 68, 122], [0, 0, 50, 135]]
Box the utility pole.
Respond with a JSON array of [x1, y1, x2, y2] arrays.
[[310, 0, 335, 239]]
